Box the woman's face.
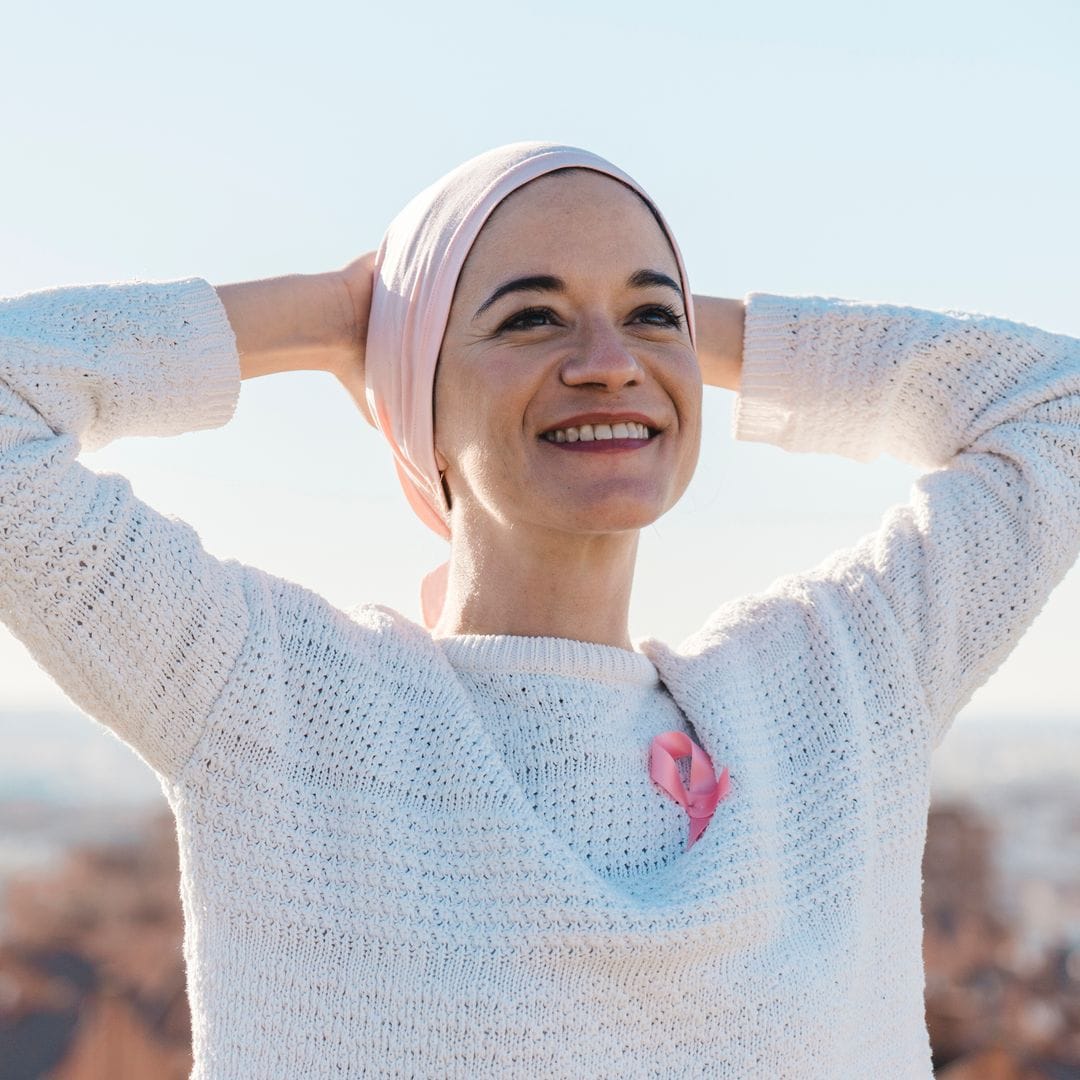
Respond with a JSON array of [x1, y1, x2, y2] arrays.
[[434, 169, 702, 542]]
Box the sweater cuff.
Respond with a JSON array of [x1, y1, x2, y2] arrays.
[[730, 291, 889, 464], [730, 292, 804, 448], [128, 278, 240, 447], [145, 276, 242, 439], [77, 276, 242, 452]]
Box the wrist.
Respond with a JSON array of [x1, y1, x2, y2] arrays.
[[692, 295, 744, 392], [216, 271, 356, 380], [317, 270, 363, 379]]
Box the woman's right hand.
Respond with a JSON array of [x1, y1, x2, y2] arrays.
[[334, 251, 378, 427]]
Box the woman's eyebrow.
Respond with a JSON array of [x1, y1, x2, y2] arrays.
[[473, 275, 564, 321], [626, 269, 683, 299], [472, 268, 683, 322]]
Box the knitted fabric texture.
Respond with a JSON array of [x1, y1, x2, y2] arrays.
[[2, 278, 1078, 1079]]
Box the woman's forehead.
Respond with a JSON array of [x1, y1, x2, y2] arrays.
[[459, 171, 678, 290], [484, 169, 660, 236]]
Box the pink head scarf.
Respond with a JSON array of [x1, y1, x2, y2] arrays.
[[362, 141, 696, 630]]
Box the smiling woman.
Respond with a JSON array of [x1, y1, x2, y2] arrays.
[[357, 144, 710, 639], [429, 166, 703, 649], [3, 140, 1078, 1079]]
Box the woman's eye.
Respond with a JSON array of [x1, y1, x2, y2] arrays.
[[498, 307, 558, 332], [635, 304, 684, 328], [496, 304, 684, 334]]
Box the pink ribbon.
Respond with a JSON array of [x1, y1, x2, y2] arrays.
[[648, 731, 730, 850]]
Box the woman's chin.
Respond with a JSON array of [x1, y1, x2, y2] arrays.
[[540, 498, 666, 535]]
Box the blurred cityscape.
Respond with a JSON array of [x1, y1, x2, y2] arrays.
[[0, 710, 1077, 1079]]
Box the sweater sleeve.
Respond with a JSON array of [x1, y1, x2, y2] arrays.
[[732, 291, 1080, 750], [0, 277, 253, 780]]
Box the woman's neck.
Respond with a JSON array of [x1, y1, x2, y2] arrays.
[[431, 527, 639, 650]]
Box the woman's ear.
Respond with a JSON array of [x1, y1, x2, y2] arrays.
[[434, 446, 453, 509]]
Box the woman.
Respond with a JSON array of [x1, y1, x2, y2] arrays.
[[1, 141, 1077, 1078]]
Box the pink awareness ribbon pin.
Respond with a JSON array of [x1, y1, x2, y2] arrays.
[[648, 731, 730, 850]]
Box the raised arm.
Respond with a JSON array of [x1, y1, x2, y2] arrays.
[[688, 291, 1080, 752], [0, 277, 258, 778]]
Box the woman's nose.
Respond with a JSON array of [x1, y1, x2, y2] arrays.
[[560, 321, 644, 389]]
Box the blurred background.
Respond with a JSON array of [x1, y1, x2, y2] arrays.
[[1, 0, 1078, 1076]]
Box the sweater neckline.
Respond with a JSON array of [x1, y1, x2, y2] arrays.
[[363, 605, 735, 911], [434, 632, 660, 687]]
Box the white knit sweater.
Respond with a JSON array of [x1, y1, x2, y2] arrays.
[[2, 278, 1078, 1079]]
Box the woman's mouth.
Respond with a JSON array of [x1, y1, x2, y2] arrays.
[[539, 421, 660, 451]]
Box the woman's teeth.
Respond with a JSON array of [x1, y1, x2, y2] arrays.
[[543, 422, 653, 443]]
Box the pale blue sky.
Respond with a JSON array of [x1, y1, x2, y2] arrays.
[[2, 0, 1078, 726]]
